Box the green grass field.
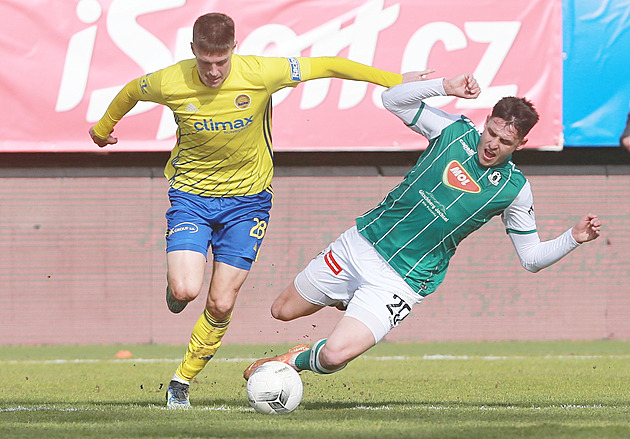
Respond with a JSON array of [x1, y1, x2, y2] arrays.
[[1, 341, 629, 438]]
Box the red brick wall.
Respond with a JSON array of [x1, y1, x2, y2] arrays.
[[0, 175, 628, 345]]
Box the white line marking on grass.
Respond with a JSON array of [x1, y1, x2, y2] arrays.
[[0, 406, 103, 412], [1, 358, 182, 365], [371, 354, 630, 361], [1, 357, 254, 365], [4, 404, 626, 413], [2, 404, 255, 412], [349, 404, 629, 411], [200, 405, 254, 412], [153, 404, 254, 412], [3, 354, 630, 365]]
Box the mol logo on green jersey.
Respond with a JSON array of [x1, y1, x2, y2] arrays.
[[443, 160, 481, 194]]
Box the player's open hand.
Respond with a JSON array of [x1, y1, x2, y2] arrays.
[[571, 213, 601, 243], [89, 127, 118, 148]]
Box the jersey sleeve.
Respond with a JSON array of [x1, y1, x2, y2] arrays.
[[502, 182, 580, 272], [381, 79, 461, 140], [501, 181, 537, 235], [297, 57, 402, 87], [91, 70, 165, 140], [508, 229, 580, 273]]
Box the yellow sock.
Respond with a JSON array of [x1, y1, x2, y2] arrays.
[[174, 310, 231, 382]]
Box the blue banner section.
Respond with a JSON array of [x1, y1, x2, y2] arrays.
[[563, 0, 630, 147]]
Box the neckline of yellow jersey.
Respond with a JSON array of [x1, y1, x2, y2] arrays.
[[190, 54, 239, 89]]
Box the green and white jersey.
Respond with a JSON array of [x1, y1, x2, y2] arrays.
[[357, 79, 536, 296]]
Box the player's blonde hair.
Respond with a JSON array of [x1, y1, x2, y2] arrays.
[[192, 13, 235, 54]]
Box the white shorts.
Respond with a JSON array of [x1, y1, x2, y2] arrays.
[[294, 226, 423, 343]]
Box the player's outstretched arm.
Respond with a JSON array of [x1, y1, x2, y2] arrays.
[[508, 214, 601, 273], [88, 79, 146, 149], [571, 213, 601, 244], [381, 73, 479, 140]]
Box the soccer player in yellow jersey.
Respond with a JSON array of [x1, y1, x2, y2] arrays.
[[89, 12, 426, 408]]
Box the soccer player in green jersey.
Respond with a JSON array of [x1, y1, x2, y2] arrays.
[[244, 73, 602, 380], [89, 12, 427, 409]]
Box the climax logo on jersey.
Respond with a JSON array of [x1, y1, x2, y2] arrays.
[[193, 117, 253, 132], [443, 160, 481, 193]]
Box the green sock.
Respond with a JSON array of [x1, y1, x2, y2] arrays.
[[294, 339, 345, 374], [294, 350, 312, 371]]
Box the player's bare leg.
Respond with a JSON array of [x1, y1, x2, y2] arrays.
[[205, 261, 249, 321], [168, 261, 249, 408], [271, 281, 324, 321], [316, 316, 376, 370], [245, 282, 375, 379], [243, 282, 322, 379], [165, 250, 207, 313]]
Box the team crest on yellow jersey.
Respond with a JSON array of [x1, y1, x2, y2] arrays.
[[443, 160, 481, 193], [234, 94, 251, 110]]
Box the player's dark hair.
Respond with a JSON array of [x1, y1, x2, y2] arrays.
[[491, 97, 539, 139], [193, 13, 235, 54]]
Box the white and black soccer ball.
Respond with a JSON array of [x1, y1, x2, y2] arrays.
[[246, 361, 303, 414]]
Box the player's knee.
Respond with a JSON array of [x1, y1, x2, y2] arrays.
[[270, 297, 298, 321], [168, 282, 198, 303], [319, 345, 350, 370], [270, 301, 288, 321], [207, 298, 235, 320], [208, 302, 232, 319]]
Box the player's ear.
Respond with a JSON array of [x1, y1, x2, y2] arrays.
[[515, 138, 528, 151]]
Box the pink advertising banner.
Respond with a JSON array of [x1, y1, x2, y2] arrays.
[[0, 0, 562, 152]]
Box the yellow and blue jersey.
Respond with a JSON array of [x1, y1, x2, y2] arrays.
[[93, 55, 402, 197]]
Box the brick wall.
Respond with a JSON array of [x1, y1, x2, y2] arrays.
[[0, 175, 628, 345]]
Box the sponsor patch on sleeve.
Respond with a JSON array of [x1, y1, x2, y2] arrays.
[[288, 57, 301, 81]]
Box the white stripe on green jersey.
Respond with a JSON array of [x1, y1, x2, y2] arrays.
[[357, 92, 536, 296]]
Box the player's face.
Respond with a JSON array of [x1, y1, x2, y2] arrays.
[[192, 43, 235, 88], [477, 116, 527, 167]]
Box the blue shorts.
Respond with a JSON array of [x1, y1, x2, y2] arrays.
[[165, 188, 273, 270]]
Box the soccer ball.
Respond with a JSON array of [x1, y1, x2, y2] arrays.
[[246, 361, 303, 414]]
